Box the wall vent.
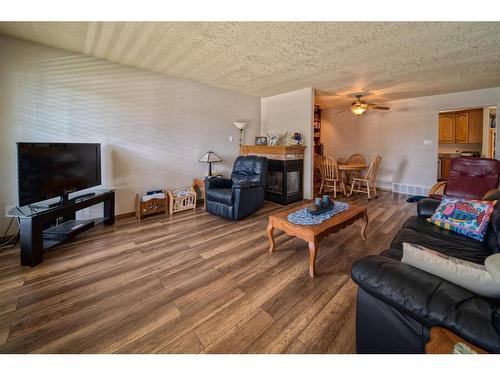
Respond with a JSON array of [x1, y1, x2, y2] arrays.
[[392, 183, 430, 196]]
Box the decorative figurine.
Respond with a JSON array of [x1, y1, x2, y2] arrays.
[[267, 132, 288, 146], [288, 132, 304, 145]]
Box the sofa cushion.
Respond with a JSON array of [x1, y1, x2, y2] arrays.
[[205, 188, 233, 205], [231, 155, 267, 186], [402, 216, 491, 254], [232, 173, 262, 186], [390, 225, 490, 265], [445, 157, 500, 199]]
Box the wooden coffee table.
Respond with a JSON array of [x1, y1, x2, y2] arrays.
[[267, 203, 368, 277]]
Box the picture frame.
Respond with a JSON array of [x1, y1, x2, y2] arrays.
[[255, 136, 268, 146]]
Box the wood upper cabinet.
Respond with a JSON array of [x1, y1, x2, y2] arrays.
[[468, 108, 484, 144], [439, 114, 455, 143], [454, 111, 469, 143], [438, 108, 483, 144]]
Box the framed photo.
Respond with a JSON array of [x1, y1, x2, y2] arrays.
[[255, 136, 268, 146]]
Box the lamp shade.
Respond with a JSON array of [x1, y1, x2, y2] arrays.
[[199, 151, 222, 163], [234, 122, 248, 130]]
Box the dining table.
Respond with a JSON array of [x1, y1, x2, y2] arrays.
[[337, 161, 368, 195], [337, 162, 369, 171]]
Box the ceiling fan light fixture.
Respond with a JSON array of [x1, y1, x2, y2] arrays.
[[351, 104, 367, 116]]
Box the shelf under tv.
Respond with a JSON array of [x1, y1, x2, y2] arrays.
[[8, 190, 115, 267], [42, 219, 96, 247]]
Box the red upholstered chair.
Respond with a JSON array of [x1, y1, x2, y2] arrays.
[[429, 157, 500, 199]]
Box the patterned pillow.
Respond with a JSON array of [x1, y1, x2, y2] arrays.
[[428, 197, 497, 241]]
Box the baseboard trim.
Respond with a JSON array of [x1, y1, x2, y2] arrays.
[[115, 211, 135, 219]]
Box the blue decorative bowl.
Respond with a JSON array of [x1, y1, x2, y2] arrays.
[[307, 197, 335, 215]]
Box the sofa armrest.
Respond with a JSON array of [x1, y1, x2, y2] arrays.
[[484, 189, 500, 201], [351, 255, 500, 353], [428, 181, 446, 196], [417, 198, 441, 218], [352, 255, 440, 322], [205, 177, 232, 189]]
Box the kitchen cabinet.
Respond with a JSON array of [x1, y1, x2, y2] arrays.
[[439, 114, 455, 143], [438, 108, 483, 144], [454, 112, 469, 143], [442, 157, 452, 180], [468, 108, 484, 143]]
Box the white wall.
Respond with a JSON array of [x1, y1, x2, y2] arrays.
[[322, 87, 500, 191], [261, 88, 314, 198], [0, 35, 261, 231]]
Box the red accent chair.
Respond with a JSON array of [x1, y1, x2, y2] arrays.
[[429, 157, 500, 200]]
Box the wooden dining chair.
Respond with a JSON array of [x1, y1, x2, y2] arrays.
[[347, 153, 366, 164], [319, 155, 346, 198], [346, 153, 366, 182], [349, 155, 381, 200]]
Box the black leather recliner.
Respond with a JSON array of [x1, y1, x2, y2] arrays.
[[351, 196, 500, 353], [205, 156, 268, 221]]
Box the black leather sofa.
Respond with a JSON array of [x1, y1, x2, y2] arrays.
[[205, 155, 268, 221], [351, 197, 500, 353]]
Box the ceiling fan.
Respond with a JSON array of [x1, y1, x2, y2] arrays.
[[336, 94, 390, 116]]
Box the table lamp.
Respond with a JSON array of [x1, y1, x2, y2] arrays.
[[199, 151, 222, 176]]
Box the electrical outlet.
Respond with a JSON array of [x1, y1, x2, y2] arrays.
[[229, 136, 233, 142], [5, 205, 15, 216], [423, 140, 433, 145]]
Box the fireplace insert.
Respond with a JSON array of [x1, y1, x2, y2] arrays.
[[265, 159, 303, 205]]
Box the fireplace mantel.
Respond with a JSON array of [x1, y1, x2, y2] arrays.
[[240, 145, 306, 160]]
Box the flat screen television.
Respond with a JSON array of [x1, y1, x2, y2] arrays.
[[17, 143, 101, 207]]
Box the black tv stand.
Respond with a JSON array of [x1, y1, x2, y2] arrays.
[[30, 192, 97, 209], [9, 190, 115, 267]]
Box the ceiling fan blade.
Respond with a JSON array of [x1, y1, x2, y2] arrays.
[[334, 109, 350, 115], [371, 105, 390, 110]]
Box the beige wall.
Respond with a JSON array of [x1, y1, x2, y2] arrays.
[[261, 88, 314, 198], [0, 35, 261, 231], [322, 87, 500, 191]]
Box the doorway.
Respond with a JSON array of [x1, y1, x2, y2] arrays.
[[437, 106, 496, 182]]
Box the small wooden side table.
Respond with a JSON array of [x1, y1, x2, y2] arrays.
[[135, 194, 168, 221], [167, 188, 197, 215], [425, 327, 487, 354]]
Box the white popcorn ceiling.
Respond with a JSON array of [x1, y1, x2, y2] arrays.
[[0, 22, 499, 108]]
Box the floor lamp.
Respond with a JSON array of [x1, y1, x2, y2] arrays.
[[234, 122, 248, 153]]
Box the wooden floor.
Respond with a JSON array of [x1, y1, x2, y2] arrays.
[[0, 191, 415, 353]]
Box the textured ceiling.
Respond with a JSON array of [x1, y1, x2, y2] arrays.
[[0, 22, 499, 108]]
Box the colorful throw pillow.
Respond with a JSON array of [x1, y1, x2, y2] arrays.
[[427, 197, 496, 241]]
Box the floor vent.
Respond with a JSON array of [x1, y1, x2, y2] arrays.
[[392, 183, 429, 196]]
